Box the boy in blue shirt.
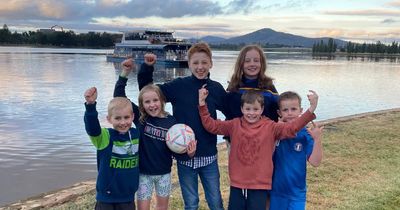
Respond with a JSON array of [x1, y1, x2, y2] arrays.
[[84, 87, 140, 210], [270, 91, 323, 210]]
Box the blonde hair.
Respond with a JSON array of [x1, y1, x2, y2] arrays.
[[227, 45, 274, 92], [188, 42, 212, 62], [108, 97, 133, 116], [138, 84, 167, 123]]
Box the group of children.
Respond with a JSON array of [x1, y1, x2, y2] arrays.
[[83, 42, 323, 210]]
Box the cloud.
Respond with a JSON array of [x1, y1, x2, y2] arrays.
[[0, 0, 269, 35], [0, 1, 87, 21], [262, 0, 315, 11], [93, 0, 223, 18], [0, 0, 245, 32], [97, 0, 131, 7], [324, 9, 400, 17], [0, 0, 229, 22], [372, 29, 400, 37], [381, 18, 398, 23], [0, 0, 27, 11], [313, 28, 400, 43], [386, 0, 400, 7], [316, 29, 345, 37], [224, 0, 257, 14], [36, 1, 69, 19]]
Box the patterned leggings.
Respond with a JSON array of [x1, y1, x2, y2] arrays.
[[136, 173, 172, 200]]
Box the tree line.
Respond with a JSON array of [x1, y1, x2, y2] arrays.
[[313, 38, 400, 54], [0, 24, 121, 48]]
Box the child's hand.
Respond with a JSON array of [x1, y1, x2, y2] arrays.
[[198, 84, 208, 106], [186, 140, 197, 158], [307, 90, 318, 113], [144, 53, 157, 66], [307, 121, 324, 141], [307, 121, 324, 167], [121, 58, 135, 77], [84, 87, 97, 104]]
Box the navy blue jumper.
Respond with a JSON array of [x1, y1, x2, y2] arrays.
[[84, 102, 140, 203], [114, 76, 191, 170], [136, 63, 228, 157]]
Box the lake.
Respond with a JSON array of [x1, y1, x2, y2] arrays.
[[0, 46, 399, 205]]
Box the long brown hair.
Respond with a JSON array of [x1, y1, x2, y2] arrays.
[[227, 45, 274, 92], [138, 84, 167, 123]]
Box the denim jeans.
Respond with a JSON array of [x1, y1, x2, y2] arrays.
[[177, 161, 224, 210]]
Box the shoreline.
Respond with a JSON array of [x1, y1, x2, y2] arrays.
[[2, 107, 400, 210]]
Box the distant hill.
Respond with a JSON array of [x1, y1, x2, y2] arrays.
[[200, 35, 227, 43], [199, 28, 347, 48]]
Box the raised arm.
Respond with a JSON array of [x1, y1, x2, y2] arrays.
[[113, 58, 140, 126], [84, 87, 101, 136], [138, 53, 157, 90], [84, 87, 109, 149], [198, 87, 232, 136], [307, 90, 318, 114], [307, 122, 324, 167], [114, 58, 135, 98]]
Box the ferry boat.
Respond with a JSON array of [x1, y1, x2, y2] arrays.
[[106, 30, 191, 67]]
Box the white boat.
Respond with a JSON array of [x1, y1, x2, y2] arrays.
[[106, 30, 191, 67]]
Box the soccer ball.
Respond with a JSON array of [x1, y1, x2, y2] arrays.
[[165, 124, 195, 154]]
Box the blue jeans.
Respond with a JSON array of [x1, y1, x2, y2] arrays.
[[177, 161, 224, 210]]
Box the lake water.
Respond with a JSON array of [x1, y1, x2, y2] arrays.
[[0, 46, 399, 205]]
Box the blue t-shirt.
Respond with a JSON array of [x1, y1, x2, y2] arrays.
[[271, 128, 314, 201]]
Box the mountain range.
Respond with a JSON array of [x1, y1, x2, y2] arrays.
[[197, 28, 347, 48]]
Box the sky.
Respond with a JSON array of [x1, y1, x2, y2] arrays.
[[1, 0, 400, 43]]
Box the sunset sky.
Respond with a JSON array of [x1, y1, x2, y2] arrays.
[[1, 0, 399, 43]]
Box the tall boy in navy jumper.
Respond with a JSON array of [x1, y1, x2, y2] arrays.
[[116, 42, 227, 210], [84, 87, 139, 210]]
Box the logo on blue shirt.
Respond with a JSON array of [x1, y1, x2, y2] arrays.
[[294, 143, 303, 152]]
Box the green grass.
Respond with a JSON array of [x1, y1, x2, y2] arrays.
[[306, 112, 400, 209], [50, 111, 400, 210]]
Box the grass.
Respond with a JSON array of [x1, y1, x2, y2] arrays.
[[306, 112, 400, 209], [48, 111, 400, 209]]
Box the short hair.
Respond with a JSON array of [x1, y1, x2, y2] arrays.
[[278, 91, 302, 108], [188, 42, 212, 62], [138, 84, 167, 123], [241, 90, 264, 107], [108, 97, 133, 116]]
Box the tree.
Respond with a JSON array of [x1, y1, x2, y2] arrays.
[[0, 24, 11, 43], [328, 38, 334, 53]]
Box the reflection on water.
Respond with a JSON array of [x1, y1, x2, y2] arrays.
[[0, 47, 399, 205], [312, 54, 399, 63], [112, 62, 192, 83]]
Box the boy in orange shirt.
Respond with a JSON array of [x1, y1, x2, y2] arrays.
[[198, 88, 318, 210]]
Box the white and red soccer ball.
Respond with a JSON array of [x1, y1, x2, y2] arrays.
[[166, 124, 195, 154]]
